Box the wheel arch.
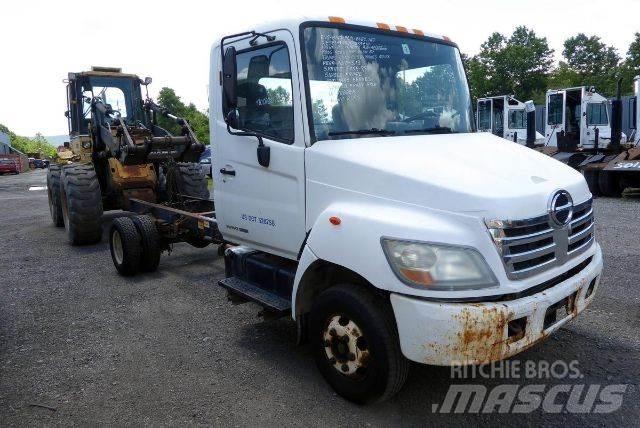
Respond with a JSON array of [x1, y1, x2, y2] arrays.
[[293, 256, 386, 320]]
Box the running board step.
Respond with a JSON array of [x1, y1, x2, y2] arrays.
[[218, 277, 291, 315]]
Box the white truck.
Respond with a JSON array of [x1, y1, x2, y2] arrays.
[[544, 86, 627, 152], [159, 17, 602, 404], [477, 95, 545, 145]]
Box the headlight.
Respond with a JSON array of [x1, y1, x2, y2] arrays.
[[82, 141, 91, 149], [381, 238, 498, 291]]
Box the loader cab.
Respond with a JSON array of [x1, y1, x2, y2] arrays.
[[545, 86, 616, 150], [65, 67, 146, 137]]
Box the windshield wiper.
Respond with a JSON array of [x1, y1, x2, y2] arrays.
[[328, 128, 396, 137], [404, 126, 455, 134]]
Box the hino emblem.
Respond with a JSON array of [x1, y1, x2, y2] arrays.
[[548, 190, 573, 228]]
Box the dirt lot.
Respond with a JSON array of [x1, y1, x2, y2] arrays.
[[1, 169, 639, 426]]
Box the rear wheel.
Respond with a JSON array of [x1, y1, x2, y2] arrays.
[[47, 164, 64, 227], [310, 284, 408, 404], [132, 215, 161, 272], [110, 217, 142, 276], [60, 164, 103, 245], [583, 169, 600, 197], [598, 171, 622, 197]]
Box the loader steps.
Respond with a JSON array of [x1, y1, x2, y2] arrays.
[[218, 277, 291, 315]]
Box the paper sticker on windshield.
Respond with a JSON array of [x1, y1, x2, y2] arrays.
[[402, 43, 411, 55]]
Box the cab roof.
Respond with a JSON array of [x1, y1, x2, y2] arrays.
[[212, 16, 454, 48]]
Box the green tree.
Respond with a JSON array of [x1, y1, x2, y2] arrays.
[[156, 87, 210, 144], [466, 27, 553, 103], [0, 124, 57, 158], [556, 34, 621, 95], [266, 87, 290, 106], [312, 99, 329, 124], [618, 32, 640, 94]]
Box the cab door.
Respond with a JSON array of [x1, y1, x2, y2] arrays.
[[546, 90, 565, 146], [477, 99, 492, 133], [213, 30, 306, 260]]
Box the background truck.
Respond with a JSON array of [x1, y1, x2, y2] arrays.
[[476, 95, 544, 146], [542, 83, 636, 196], [593, 75, 640, 196], [48, 67, 209, 246], [111, 18, 603, 404]]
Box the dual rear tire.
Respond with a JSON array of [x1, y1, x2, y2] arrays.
[[110, 215, 161, 276]]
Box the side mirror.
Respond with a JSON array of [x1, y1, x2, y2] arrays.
[[222, 46, 238, 117], [143, 77, 152, 85], [226, 109, 240, 129], [64, 110, 70, 118]]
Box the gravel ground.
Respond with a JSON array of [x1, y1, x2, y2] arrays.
[[0, 169, 639, 426]]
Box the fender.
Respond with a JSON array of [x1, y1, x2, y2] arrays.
[[290, 200, 503, 318]]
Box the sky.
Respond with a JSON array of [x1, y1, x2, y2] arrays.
[[1, 0, 638, 137]]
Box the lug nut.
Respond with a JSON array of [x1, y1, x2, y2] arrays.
[[341, 364, 349, 372]]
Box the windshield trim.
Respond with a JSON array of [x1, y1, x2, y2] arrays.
[[298, 21, 467, 145]]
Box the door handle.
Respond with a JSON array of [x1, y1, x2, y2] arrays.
[[220, 168, 236, 176]]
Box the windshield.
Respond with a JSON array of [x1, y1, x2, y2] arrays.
[[302, 25, 473, 142], [586, 102, 608, 126], [508, 109, 526, 129]]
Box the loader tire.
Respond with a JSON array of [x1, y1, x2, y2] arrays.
[[60, 164, 103, 245], [166, 162, 209, 200], [47, 164, 64, 227], [110, 217, 142, 276], [583, 169, 600, 197], [598, 171, 622, 197], [132, 215, 161, 273]]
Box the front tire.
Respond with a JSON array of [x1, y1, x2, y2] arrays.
[[60, 164, 103, 245], [310, 284, 408, 404], [47, 164, 64, 227]]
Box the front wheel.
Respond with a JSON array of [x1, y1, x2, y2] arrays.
[[310, 284, 408, 404], [47, 164, 64, 227]]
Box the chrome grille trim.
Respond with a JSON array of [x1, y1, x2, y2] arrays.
[[487, 198, 594, 280]]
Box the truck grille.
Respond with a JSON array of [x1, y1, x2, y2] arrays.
[[487, 198, 594, 279]]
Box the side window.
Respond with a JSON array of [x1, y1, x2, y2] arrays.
[[547, 94, 563, 125], [477, 100, 491, 131], [586, 102, 608, 126], [235, 43, 294, 143], [508, 109, 526, 129]]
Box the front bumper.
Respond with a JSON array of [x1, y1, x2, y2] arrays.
[[391, 243, 603, 365]]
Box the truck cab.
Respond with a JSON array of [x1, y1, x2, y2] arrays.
[[209, 17, 603, 404], [477, 95, 544, 145], [545, 86, 627, 150]]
